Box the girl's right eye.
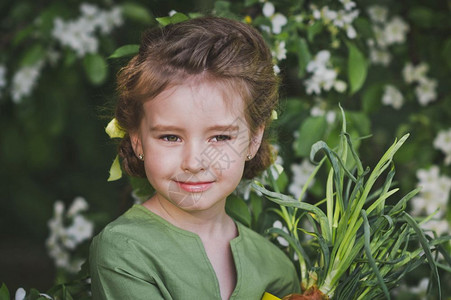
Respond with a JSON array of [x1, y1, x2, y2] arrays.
[[161, 135, 181, 142]]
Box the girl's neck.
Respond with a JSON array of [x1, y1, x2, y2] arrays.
[[143, 194, 235, 239]]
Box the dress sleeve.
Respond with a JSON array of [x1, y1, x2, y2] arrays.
[[89, 232, 166, 300]]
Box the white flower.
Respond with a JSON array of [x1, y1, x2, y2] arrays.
[[339, 0, 356, 11], [422, 219, 450, 236], [52, 18, 98, 57], [310, 99, 337, 124], [411, 278, 429, 297], [433, 129, 451, 165], [345, 24, 357, 39], [382, 85, 404, 109], [169, 10, 177, 16], [11, 61, 44, 103], [262, 2, 275, 17], [367, 5, 388, 23], [288, 160, 316, 200], [52, 4, 122, 57], [66, 214, 94, 244], [67, 196, 89, 217], [80, 3, 99, 18], [333, 9, 359, 28], [273, 64, 281, 74], [384, 16, 409, 45], [273, 220, 289, 247], [0, 65, 6, 90], [402, 62, 429, 84], [272, 41, 287, 61], [415, 78, 437, 106], [411, 166, 451, 218], [271, 13, 287, 34], [369, 48, 391, 66], [307, 50, 330, 73], [372, 25, 389, 48], [333, 80, 347, 93], [15, 288, 26, 300]]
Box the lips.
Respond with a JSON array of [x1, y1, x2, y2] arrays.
[[176, 181, 213, 193]]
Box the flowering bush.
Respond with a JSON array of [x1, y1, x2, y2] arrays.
[[1, 0, 450, 299]]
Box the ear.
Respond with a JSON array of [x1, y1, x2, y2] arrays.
[[248, 125, 265, 158], [129, 130, 143, 158]]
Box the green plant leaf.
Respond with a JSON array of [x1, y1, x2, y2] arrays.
[[0, 283, 10, 300], [83, 54, 108, 85], [108, 44, 140, 59], [346, 42, 367, 94], [156, 12, 189, 26], [121, 2, 153, 24], [403, 212, 441, 298], [361, 210, 391, 299], [20, 44, 46, 66], [296, 38, 311, 77], [226, 195, 251, 227], [294, 116, 327, 157]]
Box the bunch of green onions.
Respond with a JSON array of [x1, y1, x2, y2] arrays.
[[253, 108, 451, 299]]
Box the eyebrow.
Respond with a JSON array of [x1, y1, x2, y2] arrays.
[[149, 124, 241, 132]]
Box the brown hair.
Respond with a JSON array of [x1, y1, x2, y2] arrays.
[[115, 16, 279, 179]]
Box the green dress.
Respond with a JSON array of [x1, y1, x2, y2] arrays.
[[89, 204, 300, 299]]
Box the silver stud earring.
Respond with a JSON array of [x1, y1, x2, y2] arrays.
[[246, 154, 252, 160], [138, 154, 144, 161]]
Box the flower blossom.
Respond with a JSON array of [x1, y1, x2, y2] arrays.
[[11, 61, 44, 103], [410, 166, 451, 218], [433, 128, 451, 165], [262, 1, 287, 34], [402, 62, 429, 84], [384, 17, 409, 44], [0, 65, 6, 93], [52, 4, 123, 57], [367, 5, 388, 23], [311, 4, 359, 39], [382, 85, 404, 109], [304, 50, 345, 95], [288, 160, 316, 200], [46, 197, 94, 273], [272, 41, 287, 61], [415, 78, 437, 106]]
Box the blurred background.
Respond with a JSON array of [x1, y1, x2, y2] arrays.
[[0, 0, 450, 298]]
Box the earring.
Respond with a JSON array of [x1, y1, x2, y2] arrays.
[[246, 154, 252, 160], [138, 154, 144, 161]]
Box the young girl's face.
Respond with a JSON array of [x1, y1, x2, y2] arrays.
[[132, 79, 263, 213]]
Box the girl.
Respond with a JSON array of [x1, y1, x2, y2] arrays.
[[89, 16, 300, 300]]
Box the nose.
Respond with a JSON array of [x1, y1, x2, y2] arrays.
[[181, 141, 207, 173]]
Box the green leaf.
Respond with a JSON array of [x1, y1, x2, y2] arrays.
[[442, 38, 451, 70], [0, 283, 10, 300], [408, 6, 436, 29], [296, 38, 311, 77], [362, 83, 383, 113], [83, 54, 108, 85], [346, 42, 367, 94], [361, 210, 391, 299], [121, 2, 153, 24], [251, 183, 332, 243], [156, 12, 189, 26], [244, 0, 259, 6], [307, 21, 323, 42], [403, 212, 441, 297], [109, 44, 140, 59], [226, 195, 251, 227], [294, 116, 327, 157], [20, 44, 46, 66]]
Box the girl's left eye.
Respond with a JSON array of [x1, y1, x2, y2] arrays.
[[161, 135, 181, 142], [211, 135, 231, 142]]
